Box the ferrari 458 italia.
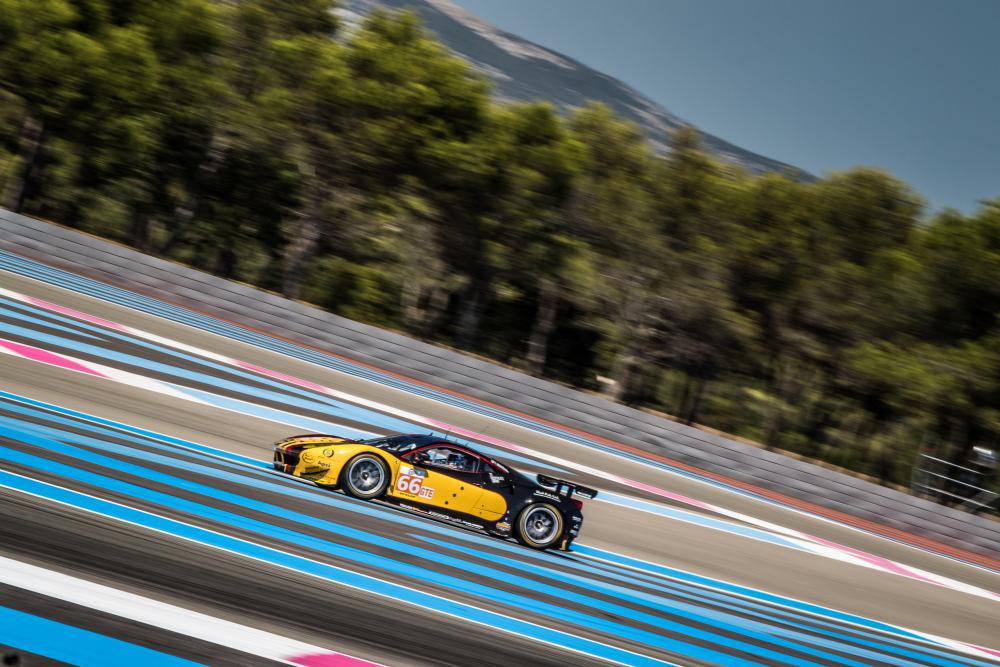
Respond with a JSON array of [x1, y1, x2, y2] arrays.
[[272, 433, 596, 550]]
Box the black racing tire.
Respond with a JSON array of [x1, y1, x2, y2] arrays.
[[514, 503, 565, 550], [339, 454, 389, 500]]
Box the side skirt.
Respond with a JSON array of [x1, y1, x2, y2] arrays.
[[382, 497, 493, 533]]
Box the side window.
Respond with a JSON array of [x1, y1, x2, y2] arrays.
[[411, 447, 480, 474]]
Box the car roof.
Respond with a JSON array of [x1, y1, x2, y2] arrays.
[[370, 433, 472, 451], [372, 434, 512, 473]]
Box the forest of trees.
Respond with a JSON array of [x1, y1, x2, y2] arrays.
[[2, 0, 999, 495]]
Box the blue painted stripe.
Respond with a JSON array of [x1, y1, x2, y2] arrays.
[[0, 468, 672, 667], [0, 251, 773, 500], [572, 544, 935, 640], [564, 552, 990, 666], [0, 307, 564, 471], [0, 296, 356, 409], [7, 407, 962, 667], [0, 392, 984, 667], [413, 536, 979, 667], [0, 389, 270, 467], [417, 531, 990, 667], [601, 491, 809, 552], [2, 421, 977, 667], [167, 384, 380, 437], [14, 247, 978, 583], [0, 318, 353, 417], [0, 301, 105, 340], [0, 605, 203, 667], [0, 426, 824, 667]]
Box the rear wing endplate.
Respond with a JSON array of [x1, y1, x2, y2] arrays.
[[537, 474, 598, 500]]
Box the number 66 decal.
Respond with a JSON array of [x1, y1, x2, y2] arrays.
[[396, 474, 435, 499]]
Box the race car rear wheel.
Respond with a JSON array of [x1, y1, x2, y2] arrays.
[[340, 454, 389, 500], [514, 503, 564, 550]]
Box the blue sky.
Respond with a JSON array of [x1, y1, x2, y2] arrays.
[[452, 0, 999, 214]]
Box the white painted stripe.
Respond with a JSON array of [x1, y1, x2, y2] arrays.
[[0, 335, 202, 404], [86, 361, 207, 404], [0, 472, 677, 667], [0, 554, 379, 666], [8, 387, 995, 663], [13, 386, 1000, 666], [7, 284, 999, 594], [574, 549, 1000, 662], [4, 272, 997, 581], [0, 335, 378, 438]]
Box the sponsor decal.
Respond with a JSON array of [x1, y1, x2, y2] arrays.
[[295, 437, 338, 445], [495, 521, 511, 532], [396, 473, 435, 499], [322, 448, 333, 457], [488, 474, 505, 484], [533, 491, 558, 501], [301, 452, 314, 463]]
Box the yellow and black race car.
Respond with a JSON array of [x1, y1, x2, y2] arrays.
[[273, 433, 596, 550]]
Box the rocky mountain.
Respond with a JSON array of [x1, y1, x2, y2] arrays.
[[338, 0, 807, 178]]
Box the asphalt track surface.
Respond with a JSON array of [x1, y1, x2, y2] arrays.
[[0, 265, 997, 666]]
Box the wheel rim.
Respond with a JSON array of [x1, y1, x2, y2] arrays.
[[523, 506, 559, 543], [349, 458, 383, 493]]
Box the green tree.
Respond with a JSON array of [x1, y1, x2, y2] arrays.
[[3, 0, 999, 497], [565, 104, 665, 399], [279, 8, 489, 300], [814, 168, 922, 266], [471, 102, 585, 370], [920, 202, 1000, 341], [657, 126, 727, 249], [0, 0, 93, 210]]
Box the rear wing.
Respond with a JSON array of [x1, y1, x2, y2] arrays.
[[536, 474, 598, 500]]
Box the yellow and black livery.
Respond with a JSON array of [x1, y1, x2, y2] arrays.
[[273, 433, 596, 550]]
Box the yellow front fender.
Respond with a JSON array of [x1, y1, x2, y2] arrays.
[[275, 437, 400, 487]]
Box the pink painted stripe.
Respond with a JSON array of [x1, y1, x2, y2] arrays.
[[25, 296, 130, 332], [808, 535, 940, 584], [429, 419, 715, 511], [427, 419, 533, 455], [606, 474, 716, 511], [8, 289, 993, 596], [428, 421, 997, 596], [288, 652, 384, 666], [235, 360, 331, 394], [0, 292, 779, 514], [0, 339, 106, 378], [965, 644, 1000, 659]]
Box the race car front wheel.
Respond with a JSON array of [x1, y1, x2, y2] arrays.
[[340, 454, 389, 499], [514, 503, 564, 550]]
